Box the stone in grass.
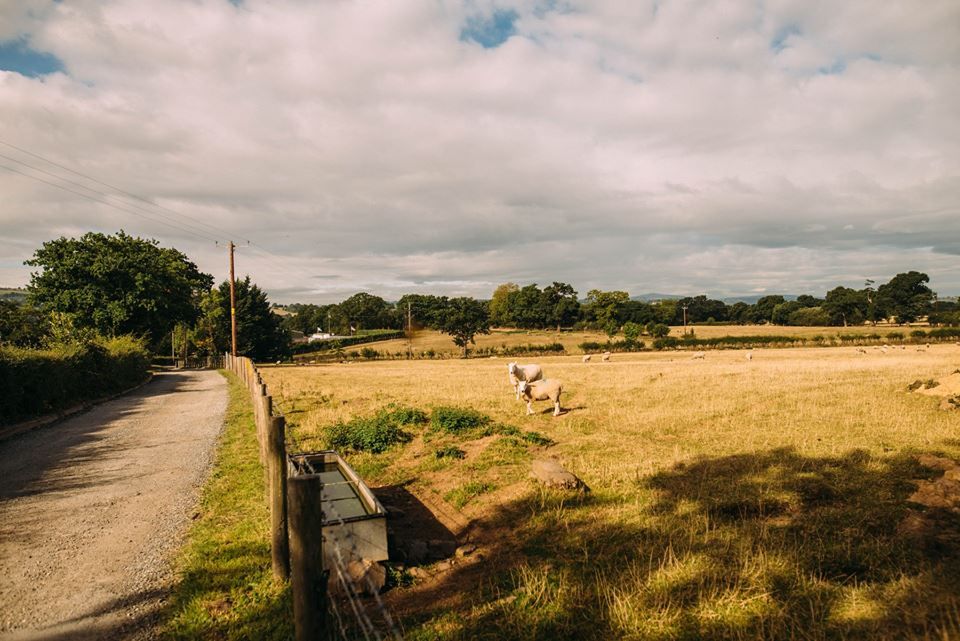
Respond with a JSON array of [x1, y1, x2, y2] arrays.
[[530, 458, 588, 491]]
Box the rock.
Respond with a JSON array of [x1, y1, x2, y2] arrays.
[[917, 454, 957, 471], [530, 458, 585, 490], [328, 559, 386, 596], [428, 539, 458, 558], [455, 544, 477, 558]]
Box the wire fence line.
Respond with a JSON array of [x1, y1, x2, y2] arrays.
[[225, 353, 403, 641]]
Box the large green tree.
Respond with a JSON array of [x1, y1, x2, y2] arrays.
[[339, 292, 393, 331], [435, 297, 491, 356], [211, 277, 290, 361], [489, 283, 519, 327], [26, 231, 212, 345], [823, 287, 867, 327], [876, 271, 934, 324], [540, 282, 580, 330]]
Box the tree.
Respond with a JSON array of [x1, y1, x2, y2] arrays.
[[585, 290, 629, 328], [540, 282, 580, 331], [728, 302, 751, 324], [26, 231, 212, 347], [622, 321, 643, 342], [771, 301, 802, 325], [435, 297, 491, 356], [0, 300, 47, 347], [211, 277, 290, 361], [489, 283, 519, 327], [787, 307, 830, 326], [752, 295, 786, 324], [648, 323, 670, 338], [339, 292, 392, 330], [395, 294, 449, 330], [823, 287, 867, 327], [876, 271, 934, 324]]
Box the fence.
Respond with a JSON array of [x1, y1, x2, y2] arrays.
[[224, 353, 402, 641]]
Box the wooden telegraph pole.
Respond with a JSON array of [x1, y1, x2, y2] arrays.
[[229, 241, 238, 356]]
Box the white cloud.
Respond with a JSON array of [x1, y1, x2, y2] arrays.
[[0, 0, 958, 302]]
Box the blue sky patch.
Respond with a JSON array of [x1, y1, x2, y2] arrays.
[[770, 25, 801, 53], [0, 39, 63, 77], [460, 9, 518, 48], [818, 58, 847, 75]]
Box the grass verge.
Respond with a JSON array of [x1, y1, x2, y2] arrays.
[[163, 370, 292, 640]]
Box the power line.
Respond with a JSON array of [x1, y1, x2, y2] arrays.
[[0, 138, 323, 285], [0, 151, 225, 243], [0, 163, 222, 244], [0, 138, 236, 241]]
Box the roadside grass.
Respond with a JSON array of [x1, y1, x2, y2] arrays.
[[163, 371, 291, 641], [263, 346, 960, 640]]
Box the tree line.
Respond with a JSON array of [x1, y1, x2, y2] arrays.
[[1, 232, 956, 361]]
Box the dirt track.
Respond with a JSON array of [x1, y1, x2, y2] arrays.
[[0, 370, 227, 641]]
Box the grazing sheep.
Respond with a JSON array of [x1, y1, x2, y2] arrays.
[[602, 352, 611, 362], [856, 347, 868, 354], [880, 346, 889, 353], [692, 351, 706, 360], [508, 362, 544, 400], [582, 355, 591, 363], [519, 379, 563, 416], [745, 351, 753, 361]]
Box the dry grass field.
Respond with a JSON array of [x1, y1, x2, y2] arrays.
[[295, 325, 926, 359], [262, 344, 960, 640]]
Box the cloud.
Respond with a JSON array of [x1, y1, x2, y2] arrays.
[[0, 0, 958, 302]]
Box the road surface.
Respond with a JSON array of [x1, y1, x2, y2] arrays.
[[0, 370, 227, 641]]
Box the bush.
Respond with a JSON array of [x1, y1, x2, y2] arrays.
[[653, 336, 680, 349], [622, 322, 643, 342], [434, 445, 466, 459], [360, 347, 379, 359], [649, 323, 670, 338], [910, 329, 927, 338], [0, 335, 151, 426], [431, 406, 490, 433], [324, 405, 425, 453]]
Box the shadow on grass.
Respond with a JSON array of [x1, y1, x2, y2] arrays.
[[389, 447, 960, 641]]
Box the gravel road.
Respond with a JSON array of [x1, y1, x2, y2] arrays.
[[0, 370, 227, 641]]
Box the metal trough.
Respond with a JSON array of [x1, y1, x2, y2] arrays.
[[287, 450, 389, 568]]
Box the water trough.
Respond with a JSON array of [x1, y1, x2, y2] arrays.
[[287, 450, 389, 568]]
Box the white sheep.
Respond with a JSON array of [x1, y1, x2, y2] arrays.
[[582, 355, 591, 363], [601, 352, 611, 362], [518, 379, 563, 416], [745, 351, 753, 361], [508, 362, 543, 400], [856, 347, 867, 354], [692, 351, 706, 360]]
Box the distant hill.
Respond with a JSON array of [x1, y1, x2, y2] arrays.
[[0, 288, 27, 304], [721, 295, 800, 305], [631, 293, 684, 302]]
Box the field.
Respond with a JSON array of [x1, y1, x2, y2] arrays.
[[294, 325, 924, 360], [262, 345, 960, 640]]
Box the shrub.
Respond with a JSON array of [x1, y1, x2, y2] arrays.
[[360, 347, 379, 359], [653, 336, 679, 349], [622, 322, 643, 342], [910, 330, 927, 339], [324, 405, 425, 453], [649, 323, 670, 338], [434, 445, 466, 459], [0, 335, 150, 426], [431, 406, 490, 433]]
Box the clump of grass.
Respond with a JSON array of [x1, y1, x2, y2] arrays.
[[325, 404, 426, 453], [444, 481, 493, 508], [431, 406, 490, 433], [434, 445, 466, 459]]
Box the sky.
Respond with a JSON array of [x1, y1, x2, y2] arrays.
[[0, 0, 958, 304]]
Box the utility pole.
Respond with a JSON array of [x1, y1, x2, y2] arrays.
[[229, 241, 238, 357], [406, 301, 413, 359], [682, 305, 688, 334]]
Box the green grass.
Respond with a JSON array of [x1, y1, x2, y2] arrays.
[[163, 371, 292, 640]]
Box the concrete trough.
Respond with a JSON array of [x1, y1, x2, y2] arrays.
[[287, 450, 389, 568]]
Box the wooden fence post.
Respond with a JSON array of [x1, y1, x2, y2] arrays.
[[267, 415, 290, 579], [258, 391, 271, 464], [288, 473, 326, 641]]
